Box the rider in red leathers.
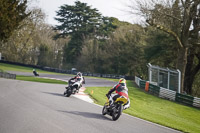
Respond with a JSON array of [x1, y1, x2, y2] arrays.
[[106, 78, 130, 110]]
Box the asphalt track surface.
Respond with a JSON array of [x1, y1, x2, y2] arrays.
[[0, 73, 182, 133], [7, 71, 116, 87]]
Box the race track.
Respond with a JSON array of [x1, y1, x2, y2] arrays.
[[0, 77, 181, 133]]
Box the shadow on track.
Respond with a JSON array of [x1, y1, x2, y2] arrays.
[[42, 91, 64, 97], [58, 110, 112, 121]]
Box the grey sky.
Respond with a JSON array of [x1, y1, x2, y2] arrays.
[[31, 0, 138, 25]]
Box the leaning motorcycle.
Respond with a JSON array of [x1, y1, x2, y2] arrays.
[[63, 80, 81, 97], [102, 95, 128, 121]]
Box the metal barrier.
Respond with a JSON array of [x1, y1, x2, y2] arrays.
[[139, 80, 146, 89], [193, 97, 200, 108], [135, 76, 200, 108], [159, 87, 176, 101], [175, 93, 194, 106], [0, 72, 16, 79], [149, 84, 160, 96]]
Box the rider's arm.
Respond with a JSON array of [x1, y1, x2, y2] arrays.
[[70, 76, 76, 80], [107, 85, 117, 96]]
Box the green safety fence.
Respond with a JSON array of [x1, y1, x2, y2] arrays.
[[149, 84, 160, 96], [135, 76, 199, 108], [175, 93, 194, 106], [139, 80, 146, 89]]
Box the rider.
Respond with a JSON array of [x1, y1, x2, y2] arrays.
[[33, 69, 39, 76], [69, 72, 85, 91], [106, 78, 130, 110]]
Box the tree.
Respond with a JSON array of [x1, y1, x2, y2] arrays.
[[0, 0, 30, 42], [145, 27, 178, 68], [105, 24, 146, 76], [54, 1, 117, 64], [77, 23, 147, 76], [1, 7, 67, 68], [1, 8, 46, 64], [54, 1, 102, 38], [130, 0, 200, 93], [54, 1, 102, 64]]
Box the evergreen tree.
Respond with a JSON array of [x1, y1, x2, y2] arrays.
[[54, 1, 117, 64], [0, 0, 30, 41]]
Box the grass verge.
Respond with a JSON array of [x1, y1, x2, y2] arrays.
[[84, 81, 200, 133], [0, 63, 69, 75], [0, 62, 120, 81], [16, 75, 67, 85]]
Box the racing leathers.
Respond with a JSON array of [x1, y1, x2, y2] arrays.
[[106, 83, 130, 110], [69, 75, 85, 90]]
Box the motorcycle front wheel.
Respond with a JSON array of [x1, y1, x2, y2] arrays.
[[112, 103, 123, 121], [64, 88, 72, 97], [102, 105, 107, 115]]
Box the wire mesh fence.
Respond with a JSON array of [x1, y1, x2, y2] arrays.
[[147, 63, 181, 93]]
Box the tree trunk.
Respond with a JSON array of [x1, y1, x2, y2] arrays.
[[184, 48, 200, 95], [177, 47, 188, 93], [184, 48, 195, 94]]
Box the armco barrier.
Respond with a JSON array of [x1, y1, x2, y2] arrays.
[[135, 76, 200, 108], [148, 84, 160, 96], [139, 80, 146, 89], [0, 72, 16, 79], [193, 97, 200, 108], [159, 87, 176, 101], [175, 93, 194, 106], [135, 76, 141, 86]]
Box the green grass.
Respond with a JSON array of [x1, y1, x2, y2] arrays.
[[0, 63, 118, 81], [16, 75, 67, 85], [0, 63, 68, 74], [85, 81, 200, 133]]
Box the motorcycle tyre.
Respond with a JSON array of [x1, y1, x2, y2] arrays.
[[102, 105, 107, 115], [112, 104, 123, 121], [63, 90, 67, 96], [65, 89, 72, 97]]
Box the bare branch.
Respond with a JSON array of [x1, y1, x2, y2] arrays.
[[181, 0, 185, 7], [157, 11, 182, 22], [146, 19, 184, 48]]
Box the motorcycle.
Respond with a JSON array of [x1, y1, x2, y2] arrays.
[[33, 70, 39, 76], [63, 80, 81, 97], [102, 95, 128, 121]]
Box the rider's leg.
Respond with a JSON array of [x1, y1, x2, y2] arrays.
[[109, 94, 119, 106], [112, 94, 120, 101]]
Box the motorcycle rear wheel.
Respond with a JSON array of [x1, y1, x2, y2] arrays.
[[112, 104, 123, 121]]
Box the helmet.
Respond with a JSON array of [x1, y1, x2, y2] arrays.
[[77, 72, 82, 77], [119, 78, 126, 84], [119, 78, 128, 90]]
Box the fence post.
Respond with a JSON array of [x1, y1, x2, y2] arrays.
[[177, 69, 181, 93], [145, 81, 149, 92]]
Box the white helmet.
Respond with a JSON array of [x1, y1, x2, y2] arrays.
[[77, 72, 82, 77]]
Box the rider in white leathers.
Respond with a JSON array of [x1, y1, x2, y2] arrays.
[[69, 72, 85, 92]]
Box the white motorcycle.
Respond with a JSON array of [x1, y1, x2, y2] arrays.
[[64, 78, 85, 97]]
